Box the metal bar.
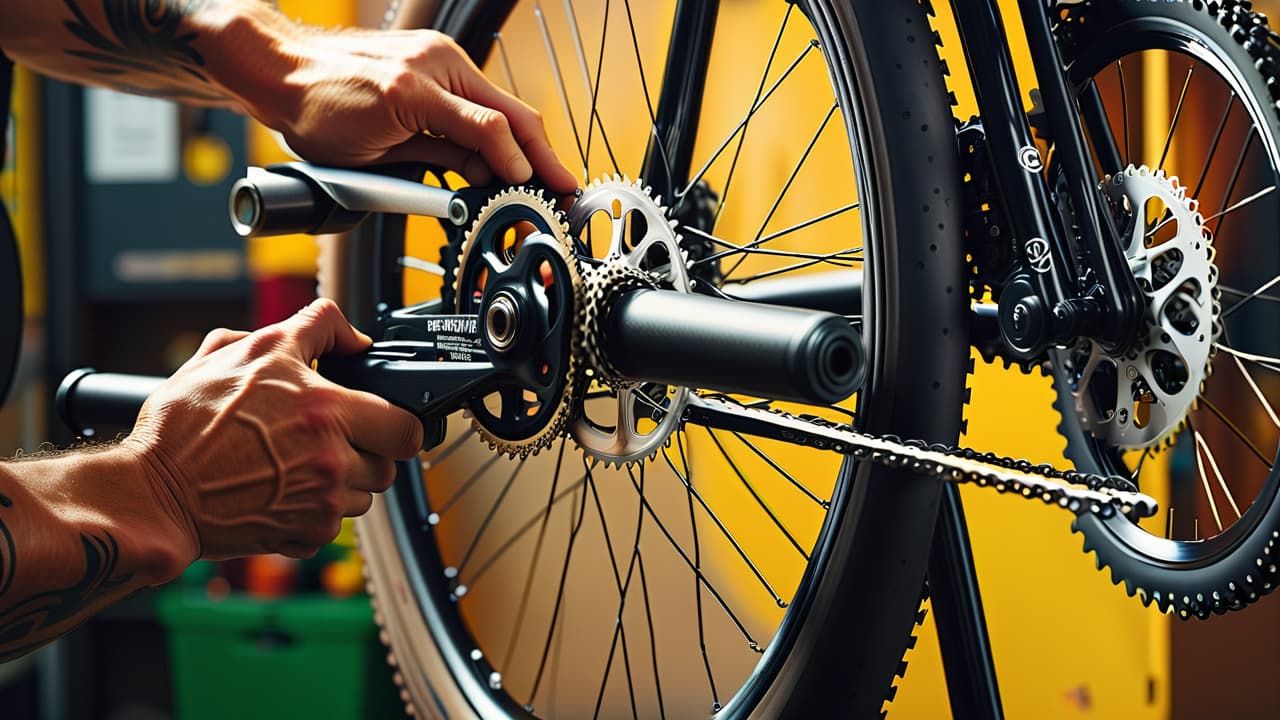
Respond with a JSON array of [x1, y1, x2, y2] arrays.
[[640, 0, 718, 200], [928, 485, 1005, 719]]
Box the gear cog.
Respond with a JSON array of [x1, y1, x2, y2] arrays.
[[454, 187, 583, 458], [566, 177, 692, 467], [1057, 165, 1221, 449]]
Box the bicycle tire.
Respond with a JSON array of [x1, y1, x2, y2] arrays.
[[1052, 0, 1280, 619], [352, 1, 969, 717]]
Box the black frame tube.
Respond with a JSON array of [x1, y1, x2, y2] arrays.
[[641, 0, 719, 201]]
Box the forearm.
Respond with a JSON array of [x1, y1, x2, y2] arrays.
[[0, 0, 302, 113], [0, 445, 194, 662]]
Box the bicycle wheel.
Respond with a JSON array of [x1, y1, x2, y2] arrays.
[[354, 1, 968, 717], [1052, 0, 1280, 619]]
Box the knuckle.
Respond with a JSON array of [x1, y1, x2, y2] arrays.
[[476, 109, 511, 135], [309, 444, 349, 479], [245, 327, 287, 357]]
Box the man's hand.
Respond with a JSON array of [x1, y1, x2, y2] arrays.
[[123, 299, 424, 561], [271, 29, 579, 193], [0, 1, 579, 194]]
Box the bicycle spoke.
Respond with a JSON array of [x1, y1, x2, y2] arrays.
[[471, 474, 587, 587], [1192, 425, 1228, 532], [658, 445, 785, 606], [1222, 273, 1280, 320], [724, 253, 862, 285], [568, 0, 622, 175], [1158, 66, 1193, 170], [1215, 343, 1280, 374], [437, 454, 502, 515], [1231, 354, 1280, 429], [1117, 59, 1130, 164], [1201, 184, 1275, 226], [635, 548, 666, 720], [1214, 127, 1256, 237], [620, 0, 674, 189], [1192, 91, 1234, 199], [705, 428, 808, 563], [731, 431, 829, 508], [707, 4, 795, 226], [502, 442, 572, 671], [1199, 396, 1275, 468], [679, 40, 819, 200], [1198, 428, 1244, 520], [586, 467, 638, 720], [527, 464, 592, 707], [674, 433, 722, 710], [495, 31, 520, 97], [685, 226, 860, 265], [535, 3, 589, 179], [724, 101, 838, 281], [690, 201, 861, 267], [456, 458, 526, 576]]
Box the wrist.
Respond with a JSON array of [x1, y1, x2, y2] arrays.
[[191, 1, 308, 131], [91, 443, 201, 587]]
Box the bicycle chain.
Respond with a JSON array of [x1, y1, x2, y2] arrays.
[[680, 393, 1156, 520]]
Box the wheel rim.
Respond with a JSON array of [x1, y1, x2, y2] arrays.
[[1059, 16, 1280, 577], [381, 2, 893, 716]]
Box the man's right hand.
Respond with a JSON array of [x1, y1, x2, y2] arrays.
[[123, 299, 423, 562]]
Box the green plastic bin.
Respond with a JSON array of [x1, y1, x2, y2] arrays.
[[157, 591, 401, 719]]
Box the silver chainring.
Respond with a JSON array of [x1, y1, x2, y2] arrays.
[[566, 177, 692, 467], [1062, 165, 1220, 448]]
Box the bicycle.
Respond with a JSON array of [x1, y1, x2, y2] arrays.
[[56, 0, 1280, 717]]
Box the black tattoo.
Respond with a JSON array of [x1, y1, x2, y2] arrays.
[[0, 496, 134, 661], [62, 0, 223, 101]]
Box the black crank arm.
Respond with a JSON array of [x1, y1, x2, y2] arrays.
[[316, 351, 496, 420]]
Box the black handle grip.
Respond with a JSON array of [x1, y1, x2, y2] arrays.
[[601, 290, 866, 405], [57, 368, 164, 434]]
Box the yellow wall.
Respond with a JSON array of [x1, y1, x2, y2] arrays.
[[1, 67, 44, 317]]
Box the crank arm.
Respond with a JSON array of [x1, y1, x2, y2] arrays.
[[228, 162, 483, 237], [317, 341, 504, 451], [682, 393, 1158, 520]]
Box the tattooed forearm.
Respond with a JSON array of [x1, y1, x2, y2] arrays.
[[61, 0, 223, 100], [0, 493, 135, 662]]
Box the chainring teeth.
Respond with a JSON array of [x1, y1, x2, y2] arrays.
[[456, 187, 583, 458], [1068, 164, 1223, 450], [566, 179, 693, 467]]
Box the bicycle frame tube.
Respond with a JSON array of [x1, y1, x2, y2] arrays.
[[949, 0, 1142, 354], [640, 0, 718, 201]]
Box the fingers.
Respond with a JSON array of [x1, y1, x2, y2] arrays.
[[349, 451, 397, 493], [339, 387, 425, 460], [343, 488, 376, 517], [424, 90, 534, 184], [461, 76, 579, 194], [378, 134, 494, 186], [278, 298, 372, 362], [196, 328, 251, 358]]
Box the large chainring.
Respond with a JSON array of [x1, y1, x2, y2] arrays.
[[1057, 165, 1220, 449], [566, 178, 692, 467], [453, 188, 582, 458]]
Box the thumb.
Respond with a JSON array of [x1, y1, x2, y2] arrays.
[[279, 298, 372, 362]]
